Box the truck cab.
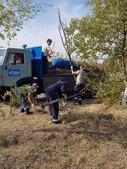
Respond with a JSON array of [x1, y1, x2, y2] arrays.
[[0, 48, 32, 94]]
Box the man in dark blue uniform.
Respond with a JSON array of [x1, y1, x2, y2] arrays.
[[44, 80, 68, 124]]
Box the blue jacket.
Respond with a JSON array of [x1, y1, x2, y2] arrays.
[[44, 80, 68, 100]]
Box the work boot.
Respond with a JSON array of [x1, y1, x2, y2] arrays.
[[20, 106, 24, 113], [74, 97, 78, 105], [52, 119, 60, 124], [78, 98, 82, 105], [24, 107, 33, 115]]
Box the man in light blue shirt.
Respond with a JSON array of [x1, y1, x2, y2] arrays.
[[42, 39, 55, 74]]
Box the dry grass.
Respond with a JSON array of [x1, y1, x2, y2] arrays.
[[0, 97, 127, 169]]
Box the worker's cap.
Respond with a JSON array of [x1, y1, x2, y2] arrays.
[[61, 81, 68, 93], [32, 83, 39, 88]]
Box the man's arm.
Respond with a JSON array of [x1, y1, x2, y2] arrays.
[[47, 45, 55, 54], [71, 66, 79, 75], [49, 48, 55, 54]]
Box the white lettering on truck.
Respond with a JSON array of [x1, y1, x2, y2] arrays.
[[8, 70, 20, 76]]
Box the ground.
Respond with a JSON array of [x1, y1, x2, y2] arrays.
[[0, 94, 127, 169]]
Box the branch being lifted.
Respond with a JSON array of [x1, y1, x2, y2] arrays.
[[58, 9, 73, 64], [58, 9, 76, 81]]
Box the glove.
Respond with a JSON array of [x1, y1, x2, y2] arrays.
[[31, 104, 35, 108], [62, 101, 67, 106], [71, 66, 73, 69]]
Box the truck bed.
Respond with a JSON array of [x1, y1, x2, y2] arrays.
[[42, 73, 75, 92]]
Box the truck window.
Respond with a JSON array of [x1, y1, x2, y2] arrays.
[[6, 52, 24, 64], [6, 52, 13, 63], [15, 53, 24, 64]]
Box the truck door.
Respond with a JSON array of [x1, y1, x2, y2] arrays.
[[3, 51, 31, 87]]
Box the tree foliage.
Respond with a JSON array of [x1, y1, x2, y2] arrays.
[[0, 0, 42, 42], [64, 0, 127, 103], [66, 0, 127, 63]]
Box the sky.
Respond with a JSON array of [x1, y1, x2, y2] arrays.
[[0, 0, 91, 56]]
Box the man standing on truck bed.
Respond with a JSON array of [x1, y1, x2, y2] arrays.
[[42, 39, 55, 74]]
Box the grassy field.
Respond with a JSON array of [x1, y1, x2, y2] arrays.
[[0, 96, 127, 169]]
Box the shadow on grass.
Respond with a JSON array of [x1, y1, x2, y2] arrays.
[[0, 134, 19, 148], [35, 111, 127, 149]]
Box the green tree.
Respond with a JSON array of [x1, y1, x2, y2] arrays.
[[67, 0, 127, 63], [0, 0, 43, 42], [64, 0, 127, 103]]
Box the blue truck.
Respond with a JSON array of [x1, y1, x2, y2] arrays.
[[0, 46, 75, 95]]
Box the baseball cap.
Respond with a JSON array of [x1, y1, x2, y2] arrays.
[[32, 83, 39, 88]]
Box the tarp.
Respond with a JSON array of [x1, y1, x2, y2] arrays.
[[51, 58, 75, 69]]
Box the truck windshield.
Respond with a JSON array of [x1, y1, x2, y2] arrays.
[[0, 50, 6, 65]]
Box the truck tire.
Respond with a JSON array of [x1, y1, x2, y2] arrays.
[[16, 77, 34, 87]]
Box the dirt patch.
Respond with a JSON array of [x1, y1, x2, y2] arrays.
[[0, 97, 127, 169]]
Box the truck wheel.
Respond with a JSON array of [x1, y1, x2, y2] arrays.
[[16, 77, 34, 87], [16, 82, 33, 87]]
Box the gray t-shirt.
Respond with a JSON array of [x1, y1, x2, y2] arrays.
[[42, 43, 51, 56], [75, 70, 85, 85]]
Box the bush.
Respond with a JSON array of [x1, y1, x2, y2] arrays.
[[95, 72, 124, 104]]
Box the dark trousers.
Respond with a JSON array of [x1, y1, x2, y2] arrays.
[[74, 84, 84, 94], [45, 94, 59, 119], [43, 56, 49, 74], [74, 84, 84, 104]]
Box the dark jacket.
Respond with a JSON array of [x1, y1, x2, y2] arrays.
[[44, 80, 68, 100]]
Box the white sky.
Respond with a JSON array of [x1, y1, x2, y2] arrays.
[[0, 0, 91, 56]]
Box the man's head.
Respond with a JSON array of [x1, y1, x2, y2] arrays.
[[47, 39, 52, 45], [32, 83, 39, 90], [61, 81, 68, 94]]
